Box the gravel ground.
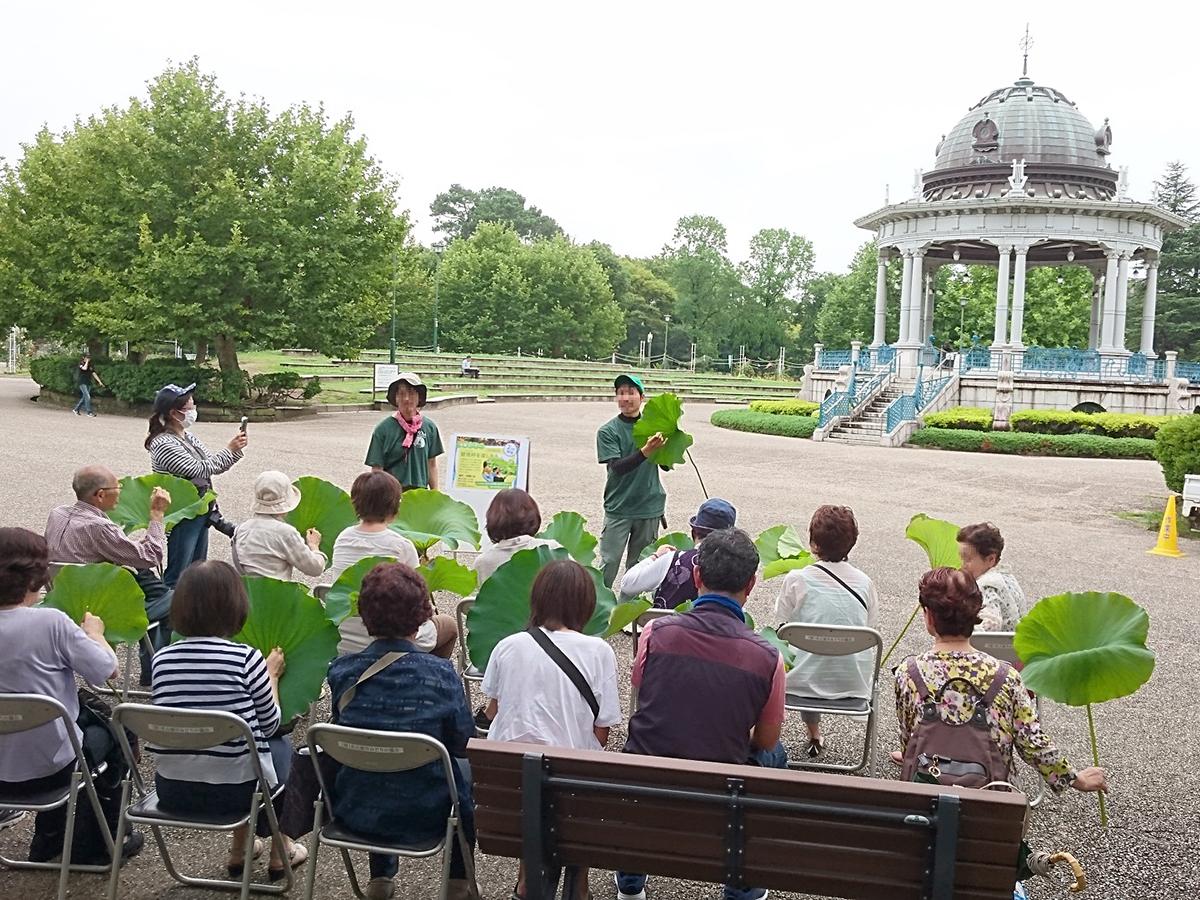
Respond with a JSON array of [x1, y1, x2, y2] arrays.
[[0, 377, 1195, 900]]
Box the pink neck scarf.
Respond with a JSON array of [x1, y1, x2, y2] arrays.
[[394, 410, 423, 448]]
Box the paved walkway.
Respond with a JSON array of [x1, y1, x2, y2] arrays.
[[0, 377, 1194, 899]]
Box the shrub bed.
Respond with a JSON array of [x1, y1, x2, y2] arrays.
[[923, 406, 993, 431], [1009, 410, 1176, 439], [1154, 414, 1200, 492], [748, 399, 819, 417], [711, 409, 817, 439], [908, 428, 1156, 459]]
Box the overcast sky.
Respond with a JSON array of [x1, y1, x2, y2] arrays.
[[3, 1, 1197, 273]]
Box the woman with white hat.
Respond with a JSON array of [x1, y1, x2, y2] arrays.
[[365, 372, 444, 491], [232, 471, 327, 581]]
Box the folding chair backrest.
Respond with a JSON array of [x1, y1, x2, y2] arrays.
[[0, 693, 71, 735], [112, 703, 252, 751], [314, 584, 330, 602], [972, 631, 1020, 667], [778, 623, 883, 672], [636, 608, 675, 629], [308, 723, 449, 774]]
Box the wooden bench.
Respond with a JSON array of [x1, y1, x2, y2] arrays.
[[469, 739, 1029, 900]]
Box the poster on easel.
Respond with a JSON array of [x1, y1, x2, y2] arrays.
[[445, 433, 531, 551]]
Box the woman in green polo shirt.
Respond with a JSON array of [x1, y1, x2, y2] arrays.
[[365, 373, 444, 491]]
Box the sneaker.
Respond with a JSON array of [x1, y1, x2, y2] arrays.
[[86, 412, 97, 417], [614, 872, 647, 900], [473, 706, 492, 731], [805, 737, 825, 758], [0, 809, 25, 829], [120, 831, 146, 860], [73, 409, 81, 416], [365, 876, 395, 900]]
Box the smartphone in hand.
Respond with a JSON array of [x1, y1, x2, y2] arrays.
[[240, 416, 249, 434]]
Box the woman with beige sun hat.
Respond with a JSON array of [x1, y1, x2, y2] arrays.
[[232, 471, 328, 581]]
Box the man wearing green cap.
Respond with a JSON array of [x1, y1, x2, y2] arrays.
[[596, 374, 667, 587]]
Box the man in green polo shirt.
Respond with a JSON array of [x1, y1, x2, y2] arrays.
[[365, 372, 444, 490], [597, 374, 667, 587]]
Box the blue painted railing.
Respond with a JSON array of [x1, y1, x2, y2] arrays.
[[818, 390, 851, 427], [959, 346, 993, 373], [1177, 361, 1200, 384], [852, 355, 897, 406], [1020, 347, 1101, 375], [1154, 357, 1168, 380], [884, 394, 916, 432], [817, 348, 853, 369]]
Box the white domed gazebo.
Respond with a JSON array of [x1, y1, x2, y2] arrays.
[[805, 60, 1199, 445]]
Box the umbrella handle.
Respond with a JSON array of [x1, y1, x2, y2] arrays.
[[1047, 852, 1087, 893]]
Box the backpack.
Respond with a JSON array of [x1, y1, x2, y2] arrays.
[[652, 548, 699, 609], [901, 658, 1012, 789]]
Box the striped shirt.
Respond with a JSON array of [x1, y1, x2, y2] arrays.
[[148, 431, 241, 488], [150, 637, 281, 786], [45, 500, 166, 571]]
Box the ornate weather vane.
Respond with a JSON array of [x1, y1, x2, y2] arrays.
[[1020, 24, 1033, 77]]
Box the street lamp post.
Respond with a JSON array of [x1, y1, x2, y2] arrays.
[[433, 258, 441, 354], [958, 298, 968, 347], [663, 315, 671, 369], [389, 250, 398, 364], [646, 331, 653, 366]]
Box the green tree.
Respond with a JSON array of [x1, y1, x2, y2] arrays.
[[0, 60, 407, 376], [731, 228, 817, 360], [655, 215, 741, 358], [436, 224, 621, 358], [587, 244, 677, 357], [1151, 163, 1200, 357], [429, 184, 561, 246], [815, 243, 901, 348]]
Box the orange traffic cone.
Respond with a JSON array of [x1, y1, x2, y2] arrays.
[[1148, 495, 1185, 558]]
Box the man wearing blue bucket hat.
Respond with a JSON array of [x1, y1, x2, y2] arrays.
[[596, 374, 667, 587], [618, 498, 736, 608]]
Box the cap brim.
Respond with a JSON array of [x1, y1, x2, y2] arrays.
[[614, 375, 644, 393]]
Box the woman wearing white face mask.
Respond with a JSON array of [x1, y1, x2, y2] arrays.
[[146, 383, 248, 587]]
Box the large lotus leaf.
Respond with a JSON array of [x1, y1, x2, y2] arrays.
[[638, 531, 694, 562], [420, 555, 478, 598], [538, 511, 598, 567], [905, 513, 962, 569], [392, 489, 481, 558], [323, 556, 397, 624], [108, 473, 215, 535], [755, 525, 814, 580], [285, 477, 358, 561], [40, 563, 148, 646], [759, 625, 798, 672], [632, 393, 694, 470], [1014, 592, 1155, 707], [466, 546, 615, 671], [604, 597, 653, 638], [236, 577, 341, 721]]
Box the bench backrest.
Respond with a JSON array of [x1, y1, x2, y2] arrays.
[[469, 739, 1028, 900]]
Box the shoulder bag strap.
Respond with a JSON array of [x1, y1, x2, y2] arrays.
[[337, 651, 408, 715], [812, 564, 868, 610], [906, 658, 932, 703], [526, 626, 600, 721], [980, 661, 1012, 707]]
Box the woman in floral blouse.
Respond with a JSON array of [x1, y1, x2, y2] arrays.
[[956, 522, 1026, 631], [893, 567, 1108, 795]]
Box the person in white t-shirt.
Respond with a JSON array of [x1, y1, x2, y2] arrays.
[[483, 559, 620, 900], [328, 470, 456, 658], [774, 505, 879, 759], [472, 489, 560, 585]]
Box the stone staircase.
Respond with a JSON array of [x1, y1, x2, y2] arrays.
[[825, 384, 909, 446]]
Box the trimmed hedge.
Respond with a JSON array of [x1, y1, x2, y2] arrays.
[[923, 406, 993, 431], [711, 409, 817, 439], [908, 428, 1156, 459], [1009, 409, 1176, 440], [748, 399, 819, 417], [1155, 414, 1200, 493]]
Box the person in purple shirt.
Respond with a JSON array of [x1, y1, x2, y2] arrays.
[[0, 527, 144, 864]]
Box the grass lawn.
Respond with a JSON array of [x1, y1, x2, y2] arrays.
[[1116, 507, 1200, 540]]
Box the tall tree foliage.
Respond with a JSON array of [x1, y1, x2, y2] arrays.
[[1151, 162, 1200, 357], [655, 215, 741, 358], [0, 60, 407, 374], [587, 243, 677, 357], [430, 184, 561, 246]]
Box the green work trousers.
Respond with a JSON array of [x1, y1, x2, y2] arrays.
[[599, 514, 661, 588]]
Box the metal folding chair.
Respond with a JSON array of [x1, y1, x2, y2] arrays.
[[303, 724, 479, 900], [0, 694, 116, 900], [628, 608, 676, 715], [106, 704, 293, 899], [971, 630, 1045, 808], [777, 623, 884, 773], [453, 598, 486, 732]]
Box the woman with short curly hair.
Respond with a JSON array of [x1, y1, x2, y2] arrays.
[[892, 567, 1108, 797], [326, 563, 476, 900], [956, 522, 1026, 631]]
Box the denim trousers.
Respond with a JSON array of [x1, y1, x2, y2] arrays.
[[73, 383, 93, 414], [164, 511, 210, 588]]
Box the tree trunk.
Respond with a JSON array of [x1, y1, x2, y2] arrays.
[[86, 338, 103, 358], [194, 341, 208, 366], [128, 350, 147, 364], [213, 334, 240, 375]]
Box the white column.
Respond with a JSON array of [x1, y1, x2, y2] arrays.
[[992, 246, 1011, 347], [1099, 251, 1120, 349], [898, 252, 913, 344], [1009, 247, 1028, 347], [907, 251, 925, 345], [871, 254, 888, 347], [922, 271, 935, 345], [1088, 273, 1102, 350], [1140, 259, 1159, 356], [1114, 252, 1130, 351]]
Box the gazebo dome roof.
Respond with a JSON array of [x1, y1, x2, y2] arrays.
[[922, 76, 1117, 202]]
